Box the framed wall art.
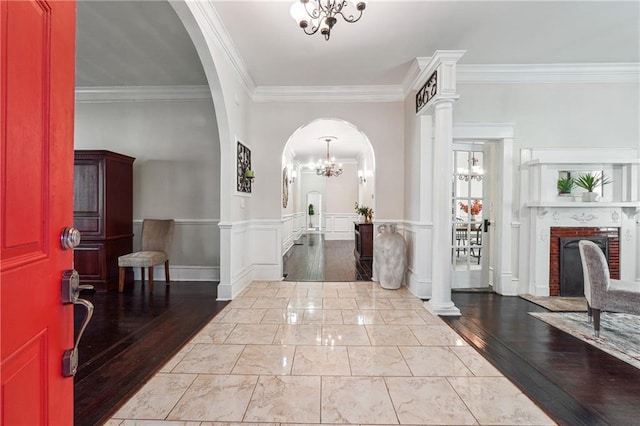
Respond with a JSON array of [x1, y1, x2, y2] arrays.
[[282, 166, 289, 208], [237, 141, 252, 194]]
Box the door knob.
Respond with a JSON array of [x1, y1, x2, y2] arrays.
[[60, 227, 81, 250]]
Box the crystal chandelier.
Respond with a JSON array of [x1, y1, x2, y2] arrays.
[[316, 138, 343, 177], [290, 0, 368, 41], [457, 152, 484, 182]]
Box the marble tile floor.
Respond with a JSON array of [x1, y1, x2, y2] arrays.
[[108, 281, 556, 426]]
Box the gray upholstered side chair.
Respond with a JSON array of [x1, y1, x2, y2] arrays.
[[578, 240, 640, 337], [118, 219, 175, 293]]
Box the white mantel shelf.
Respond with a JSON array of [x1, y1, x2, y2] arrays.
[[526, 202, 640, 208]]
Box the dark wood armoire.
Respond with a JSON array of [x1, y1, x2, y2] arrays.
[[73, 150, 135, 291]]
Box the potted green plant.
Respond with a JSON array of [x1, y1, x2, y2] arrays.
[[354, 202, 374, 223], [308, 203, 314, 228], [557, 176, 575, 195], [575, 172, 611, 202]]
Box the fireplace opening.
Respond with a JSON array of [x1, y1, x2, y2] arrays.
[[559, 237, 608, 297]]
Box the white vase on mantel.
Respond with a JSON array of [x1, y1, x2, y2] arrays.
[[582, 192, 599, 202]]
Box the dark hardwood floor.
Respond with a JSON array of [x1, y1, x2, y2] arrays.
[[445, 292, 640, 425], [283, 234, 372, 281], [74, 281, 227, 426]]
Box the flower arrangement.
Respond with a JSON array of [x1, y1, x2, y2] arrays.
[[354, 202, 374, 223], [459, 199, 482, 216]]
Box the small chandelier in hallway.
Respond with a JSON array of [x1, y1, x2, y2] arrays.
[[316, 137, 343, 177], [290, 0, 368, 41], [457, 152, 484, 182]]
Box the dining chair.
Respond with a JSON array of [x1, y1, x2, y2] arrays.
[[118, 219, 175, 293]]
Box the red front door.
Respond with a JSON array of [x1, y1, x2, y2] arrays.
[[1, 0, 76, 424]]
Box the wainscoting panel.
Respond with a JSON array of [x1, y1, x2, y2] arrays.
[[251, 220, 283, 281], [282, 212, 304, 255], [402, 221, 433, 299], [325, 213, 358, 241], [231, 222, 251, 283]]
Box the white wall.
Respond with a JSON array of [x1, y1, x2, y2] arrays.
[[249, 102, 405, 222], [358, 150, 376, 209], [325, 163, 359, 214], [74, 100, 221, 274], [455, 83, 639, 150], [403, 80, 640, 297], [405, 82, 640, 223]]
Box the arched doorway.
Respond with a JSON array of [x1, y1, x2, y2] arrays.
[[280, 118, 376, 281]]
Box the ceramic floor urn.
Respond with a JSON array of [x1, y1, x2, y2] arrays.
[[373, 224, 407, 289]]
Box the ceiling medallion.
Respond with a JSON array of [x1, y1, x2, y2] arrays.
[[316, 137, 343, 177], [290, 0, 368, 41]]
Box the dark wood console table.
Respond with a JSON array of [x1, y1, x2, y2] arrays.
[[354, 222, 373, 261]]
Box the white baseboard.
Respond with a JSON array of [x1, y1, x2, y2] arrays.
[[133, 265, 220, 281], [406, 270, 432, 299]]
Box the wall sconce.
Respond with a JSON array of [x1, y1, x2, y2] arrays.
[[289, 170, 297, 184], [358, 170, 367, 184]]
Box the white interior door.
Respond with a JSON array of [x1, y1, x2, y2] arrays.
[[451, 142, 492, 288]]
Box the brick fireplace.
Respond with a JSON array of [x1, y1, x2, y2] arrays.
[[548, 227, 619, 296], [523, 204, 637, 297]]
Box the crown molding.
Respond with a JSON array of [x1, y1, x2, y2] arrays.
[[75, 65, 638, 104], [252, 85, 404, 103], [404, 62, 639, 94], [75, 85, 212, 103], [457, 63, 640, 84], [192, 2, 256, 97]]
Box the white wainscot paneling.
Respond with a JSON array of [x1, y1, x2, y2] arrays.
[[325, 213, 358, 240], [402, 221, 433, 299], [282, 212, 304, 254], [251, 220, 283, 281], [231, 221, 252, 287]]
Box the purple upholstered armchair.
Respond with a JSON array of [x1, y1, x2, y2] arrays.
[[578, 240, 640, 337]]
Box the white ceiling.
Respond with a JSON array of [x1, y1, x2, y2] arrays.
[[75, 0, 640, 159], [212, 0, 640, 86], [287, 118, 371, 166]]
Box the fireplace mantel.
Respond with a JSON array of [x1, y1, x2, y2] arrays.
[[526, 202, 640, 208], [519, 148, 640, 296]]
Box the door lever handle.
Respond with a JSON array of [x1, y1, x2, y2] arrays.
[[483, 219, 491, 233], [61, 270, 94, 377]]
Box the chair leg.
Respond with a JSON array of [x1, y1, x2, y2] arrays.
[[148, 267, 154, 293], [164, 260, 170, 284], [141, 267, 145, 284], [119, 267, 125, 293], [593, 308, 601, 337], [587, 305, 592, 323]]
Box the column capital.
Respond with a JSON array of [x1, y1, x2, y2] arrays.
[[432, 96, 459, 110], [415, 50, 465, 115]]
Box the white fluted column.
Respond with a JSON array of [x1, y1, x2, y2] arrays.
[[425, 99, 460, 316]]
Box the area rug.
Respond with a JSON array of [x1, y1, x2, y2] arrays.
[[519, 294, 587, 312], [529, 311, 640, 369]]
